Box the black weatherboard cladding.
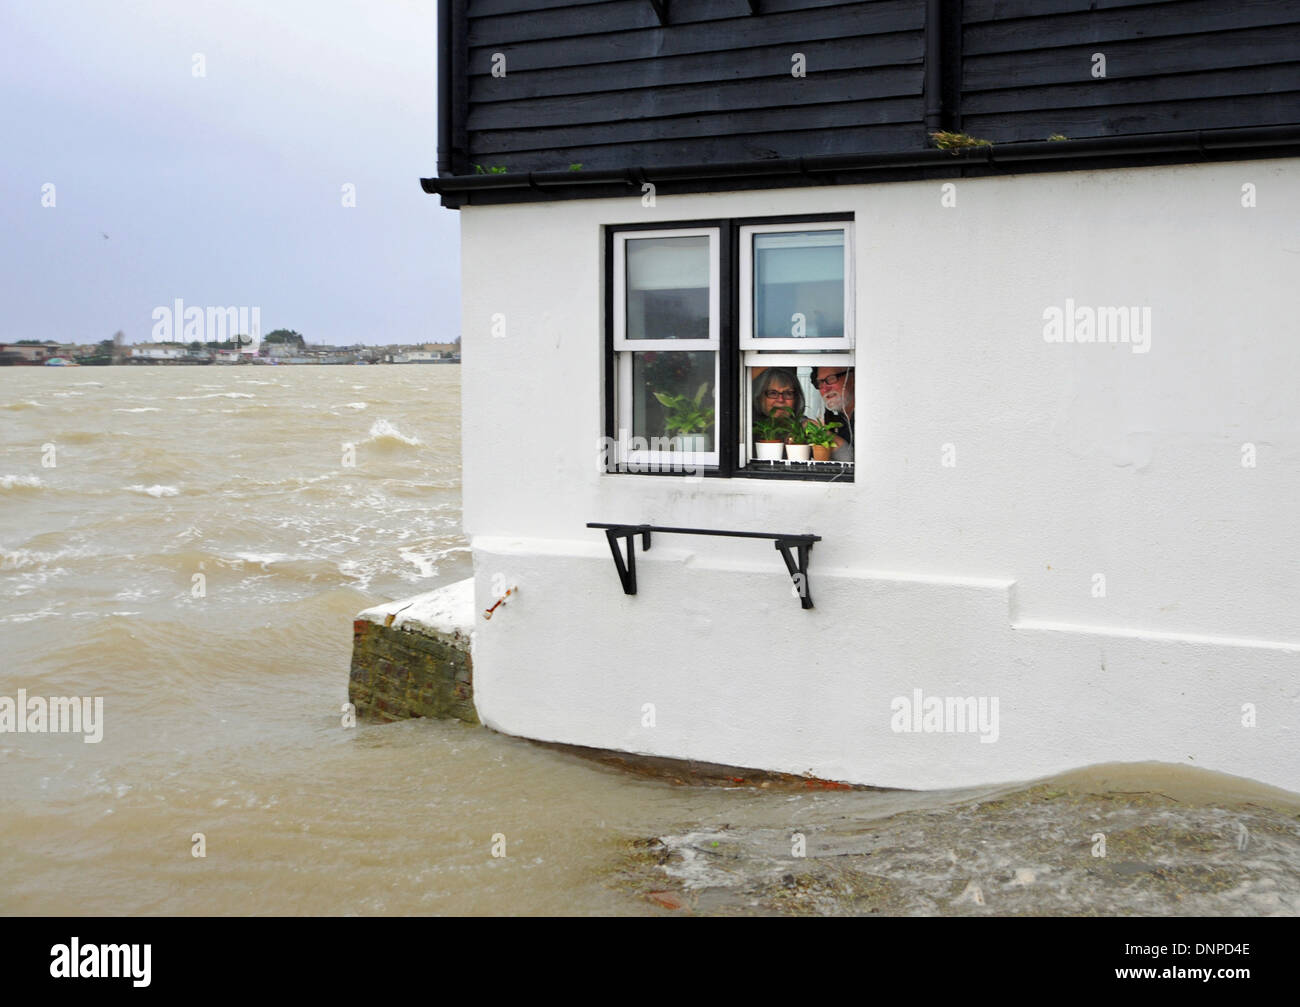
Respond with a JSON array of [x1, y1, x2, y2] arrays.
[[428, 0, 1300, 204]]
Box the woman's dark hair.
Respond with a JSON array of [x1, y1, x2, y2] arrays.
[[753, 367, 805, 420]]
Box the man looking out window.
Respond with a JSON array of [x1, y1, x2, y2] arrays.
[[813, 366, 854, 461]]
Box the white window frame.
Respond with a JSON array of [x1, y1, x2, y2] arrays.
[[612, 228, 719, 351], [739, 351, 855, 468], [739, 221, 854, 352], [613, 227, 722, 471]]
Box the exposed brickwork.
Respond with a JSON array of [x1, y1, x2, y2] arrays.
[[348, 618, 478, 725]]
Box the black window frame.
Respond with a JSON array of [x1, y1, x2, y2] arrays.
[[604, 212, 855, 483]]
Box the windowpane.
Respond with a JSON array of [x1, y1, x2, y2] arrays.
[[630, 350, 716, 451], [753, 230, 844, 341], [747, 362, 855, 466], [626, 235, 710, 340]]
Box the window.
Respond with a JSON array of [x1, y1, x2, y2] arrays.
[[605, 215, 855, 481], [612, 228, 720, 471]]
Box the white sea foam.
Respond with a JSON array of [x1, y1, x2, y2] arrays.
[[176, 392, 256, 400], [0, 474, 44, 491], [2, 548, 60, 570], [343, 402, 368, 410], [397, 543, 471, 581], [398, 546, 440, 578], [3, 606, 60, 623], [366, 418, 421, 447], [114, 407, 162, 413], [125, 484, 180, 498], [230, 551, 296, 567]]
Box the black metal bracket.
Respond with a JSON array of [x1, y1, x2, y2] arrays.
[[588, 523, 820, 610], [774, 538, 814, 610], [599, 525, 652, 596]]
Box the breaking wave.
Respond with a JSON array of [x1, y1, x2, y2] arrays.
[[365, 419, 421, 448]]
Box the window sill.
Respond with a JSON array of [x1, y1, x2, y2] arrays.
[[738, 460, 854, 482]]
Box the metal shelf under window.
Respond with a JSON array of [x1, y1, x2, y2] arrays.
[[587, 522, 820, 610]]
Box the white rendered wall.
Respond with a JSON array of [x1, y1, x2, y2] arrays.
[[457, 159, 1300, 792]]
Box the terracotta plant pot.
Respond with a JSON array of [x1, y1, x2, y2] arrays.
[[811, 444, 832, 461]]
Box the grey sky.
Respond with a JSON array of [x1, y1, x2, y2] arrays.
[[0, 0, 459, 347]]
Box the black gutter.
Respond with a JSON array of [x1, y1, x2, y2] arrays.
[[420, 124, 1300, 201]]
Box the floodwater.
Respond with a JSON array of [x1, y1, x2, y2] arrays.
[[2, 366, 1297, 916]]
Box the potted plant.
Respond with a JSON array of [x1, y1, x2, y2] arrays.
[[783, 419, 813, 462], [802, 418, 843, 461], [753, 414, 791, 461], [653, 382, 714, 452]]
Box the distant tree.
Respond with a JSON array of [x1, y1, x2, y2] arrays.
[[16, 339, 47, 345], [189, 341, 202, 351], [263, 329, 305, 347]]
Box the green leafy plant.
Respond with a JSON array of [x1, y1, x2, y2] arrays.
[[473, 164, 509, 174], [653, 382, 714, 438], [801, 418, 842, 449], [753, 413, 795, 443], [568, 163, 584, 171], [930, 130, 992, 151], [1047, 133, 1068, 142]]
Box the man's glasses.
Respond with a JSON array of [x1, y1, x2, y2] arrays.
[[812, 370, 848, 389], [763, 389, 796, 400]]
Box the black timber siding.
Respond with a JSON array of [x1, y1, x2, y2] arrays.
[[429, 0, 1300, 204], [462, 0, 927, 173], [961, 0, 1300, 143]]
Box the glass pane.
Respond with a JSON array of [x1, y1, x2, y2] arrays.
[[629, 351, 716, 451], [748, 363, 855, 464], [753, 230, 844, 340], [626, 235, 710, 340]]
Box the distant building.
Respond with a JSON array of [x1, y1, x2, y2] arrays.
[[129, 344, 187, 361], [0, 342, 61, 365], [391, 350, 458, 363]]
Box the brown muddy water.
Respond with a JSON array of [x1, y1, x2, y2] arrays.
[[1, 366, 1297, 916]]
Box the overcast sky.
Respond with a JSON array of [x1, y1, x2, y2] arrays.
[[0, 0, 459, 347]]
